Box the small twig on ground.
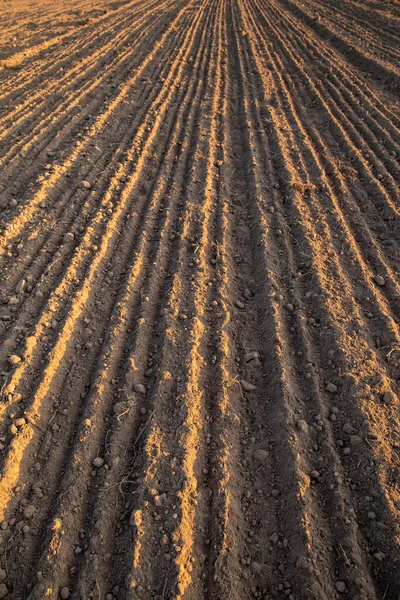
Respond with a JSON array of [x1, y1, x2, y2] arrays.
[[162, 578, 168, 599], [339, 543, 350, 567]]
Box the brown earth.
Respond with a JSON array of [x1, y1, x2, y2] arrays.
[[0, 0, 399, 598]]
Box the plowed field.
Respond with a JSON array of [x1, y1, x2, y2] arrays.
[[0, 0, 399, 598]]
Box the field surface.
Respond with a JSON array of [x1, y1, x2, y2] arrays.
[[0, 0, 399, 598]]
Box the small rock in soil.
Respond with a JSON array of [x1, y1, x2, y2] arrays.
[[134, 383, 146, 394], [82, 181, 91, 190], [373, 275, 386, 287], [92, 457, 104, 468], [252, 448, 268, 462], [310, 470, 320, 479], [383, 391, 397, 405], [244, 351, 259, 362], [335, 581, 346, 593], [60, 587, 70, 599], [371, 374, 384, 387], [235, 299, 245, 309], [244, 288, 252, 299], [296, 419, 308, 433], [325, 382, 337, 393], [0, 570, 5, 582], [0, 583, 8, 599], [8, 355, 21, 365], [15, 279, 26, 294], [113, 401, 126, 415], [241, 380, 256, 391]]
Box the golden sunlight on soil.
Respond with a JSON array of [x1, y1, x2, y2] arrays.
[[0, 0, 399, 598]]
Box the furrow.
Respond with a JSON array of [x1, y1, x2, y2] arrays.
[[232, 1, 348, 597]]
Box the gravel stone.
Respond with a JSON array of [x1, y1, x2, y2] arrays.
[[373, 275, 386, 286], [241, 380, 256, 392], [252, 448, 268, 462], [335, 581, 346, 593], [325, 382, 337, 393], [134, 384, 146, 394], [296, 419, 308, 433], [383, 391, 397, 405]]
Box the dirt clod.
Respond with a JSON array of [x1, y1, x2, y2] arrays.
[[23, 505, 35, 520], [244, 351, 259, 362], [250, 561, 262, 574], [25, 336, 37, 350]]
